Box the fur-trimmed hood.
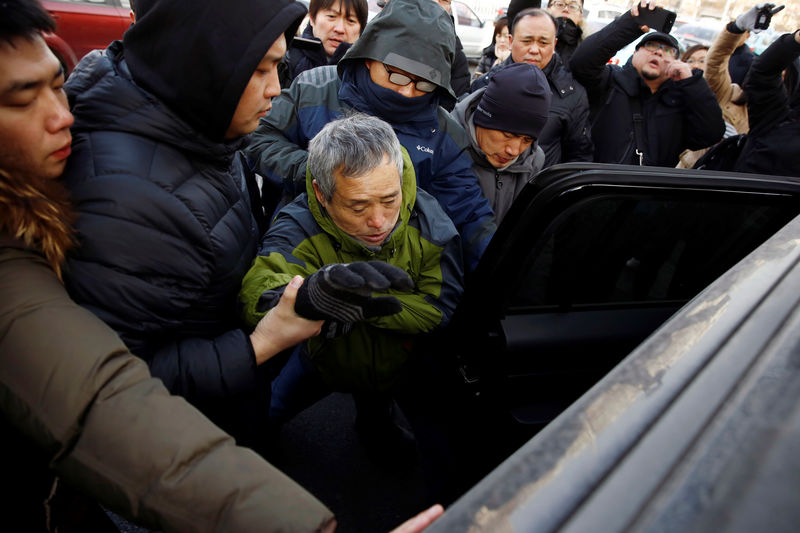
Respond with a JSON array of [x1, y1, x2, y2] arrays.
[[0, 170, 74, 279]]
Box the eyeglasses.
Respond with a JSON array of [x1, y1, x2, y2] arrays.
[[550, 1, 581, 13], [642, 41, 679, 58], [382, 64, 437, 93]]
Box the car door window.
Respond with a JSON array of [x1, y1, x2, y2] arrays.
[[508, 190, 797, 310]]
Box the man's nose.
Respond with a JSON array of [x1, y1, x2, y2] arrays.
[[47, 94, 74, 133], [265, 70, 281, 100], [397, 83, 420, 98], [505, 138, 523, 156], [366, 210, 385, 229], [333, 18, 345, 32]]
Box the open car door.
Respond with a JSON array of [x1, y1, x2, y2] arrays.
[[435, 163, 800, 467]]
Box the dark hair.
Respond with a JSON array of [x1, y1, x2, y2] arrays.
[[0, 0, 56, 46], [309, 0, 368, 33], [681, 44, 708, 63], [511, 7, 557, 35], [491, 17, 508, 45]]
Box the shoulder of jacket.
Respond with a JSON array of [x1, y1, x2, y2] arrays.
[[411, 189, 460, 245], [294, 65, 340, 89]]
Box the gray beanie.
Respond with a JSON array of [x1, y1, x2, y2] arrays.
[[473, 62, 551, 139]]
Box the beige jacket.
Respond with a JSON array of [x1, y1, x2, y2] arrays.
[[705, 28, 750, 135], [0, 237, 333, 533]]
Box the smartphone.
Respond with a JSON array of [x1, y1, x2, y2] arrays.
[[634, 7, 677, 34], [754, 4, 785, 30]]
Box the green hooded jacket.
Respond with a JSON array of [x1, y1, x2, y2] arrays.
[[239, 148, 464, 391]]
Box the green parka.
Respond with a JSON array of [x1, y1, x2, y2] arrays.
[[239, 149, 464, 391]]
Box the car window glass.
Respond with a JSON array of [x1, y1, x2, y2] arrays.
[[508, 192, 796, 310], [454, 2, 481, 27]]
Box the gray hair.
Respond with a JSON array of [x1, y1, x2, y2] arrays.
[[308, 113, 404, 201]]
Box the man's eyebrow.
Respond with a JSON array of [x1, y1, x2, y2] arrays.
[[2, 66, 64, 95]]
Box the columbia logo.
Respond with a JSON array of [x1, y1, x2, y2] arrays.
[[476, 105, 492, 118], [416, 145, 434, 154]]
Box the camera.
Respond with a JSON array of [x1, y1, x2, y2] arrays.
[[754, 3, 784, 30]]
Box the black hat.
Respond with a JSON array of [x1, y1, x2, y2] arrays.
[[473, 62, 551, 139], [635, 31, 680, 52]]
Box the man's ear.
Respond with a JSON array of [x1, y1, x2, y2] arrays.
[[312, 179, 327, 207]]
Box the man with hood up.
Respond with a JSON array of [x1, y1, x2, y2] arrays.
[[451, 62, 551, 224], [60, 0, 319, 449], [245, 0, 496, 273]]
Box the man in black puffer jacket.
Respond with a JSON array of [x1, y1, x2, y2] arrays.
[[61, 0, 323, 450]]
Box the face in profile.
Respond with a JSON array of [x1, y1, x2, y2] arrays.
[[0, 35, 73, 180], [225, 34, 286, 139], [313, 154, 402, 247]]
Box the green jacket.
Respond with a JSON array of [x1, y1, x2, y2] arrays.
[[0, 237, 332, 532], [240, 149, 464, 391]]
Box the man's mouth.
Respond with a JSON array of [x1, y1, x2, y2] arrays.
[[52, 141, 72, 160], [362, 231, 388, 244]]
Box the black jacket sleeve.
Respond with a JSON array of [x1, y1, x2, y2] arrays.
[[450, 37, 472, 100], [569, 12, 644, 103], [745, 32, 800, 136]]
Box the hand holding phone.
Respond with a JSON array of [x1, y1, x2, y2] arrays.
[[634, 6, 677, 34], [755, 3, 784, 30], [736, 3, 784, 33]]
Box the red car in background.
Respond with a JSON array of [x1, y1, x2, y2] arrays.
[[42, 0, 133, 75]]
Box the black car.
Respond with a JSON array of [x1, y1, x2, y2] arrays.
[[425, 162, 800, 531]]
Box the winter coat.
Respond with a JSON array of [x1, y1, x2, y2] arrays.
[[554, 17, 583, 68], [475, 43, 499, 78], [451, 89, 546, 223], [705, 27, 749, 135], [569, 12, 725, 167], [471, 53, 594, 168], [451, 35, 472, 100], [729, 42, 755, 86], [734, 32, 800, 177], [245, 0, 496, 271], [239, 149, 464, 392], [60, 0, 306, 445], [0, 237, 333, 533], [279, 23, 352, 89]]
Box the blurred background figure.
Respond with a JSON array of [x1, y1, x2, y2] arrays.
[[682, 44, 709, 71], [280, 0, 368, 87], [474, 16, 510, 79], [546, 0, 585, 66]]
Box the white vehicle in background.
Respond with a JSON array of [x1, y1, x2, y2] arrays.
[[452, 0, 495, 60]]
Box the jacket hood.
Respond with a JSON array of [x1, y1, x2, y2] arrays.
[[339, 0, 457, 99], [123, 0, 306, 141], [453, 89, 541, 174], [305, 147, 417, 255], [66, 45, 244, 163]]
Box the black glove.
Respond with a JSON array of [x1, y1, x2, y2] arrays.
[[295, 261, 414, 322]]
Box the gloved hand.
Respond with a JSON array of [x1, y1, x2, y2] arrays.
[[735, 3, 783, 33], [295, 261, 414, 323]]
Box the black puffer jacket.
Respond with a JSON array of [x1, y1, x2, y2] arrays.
[[279, 23, 352, 88], [471, 53, 593, 168], [734, 32, 800, 177], [570, 12, 725, 166], [554, 17, 582, 68], [62, 0, 306, 445]]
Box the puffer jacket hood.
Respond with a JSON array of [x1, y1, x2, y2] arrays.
[[123, 0, 306, 141], [67, 44, 244, 162], [339, 0, 457, 99]]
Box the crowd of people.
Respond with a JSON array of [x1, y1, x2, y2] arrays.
[[2, 0, 799, 530]]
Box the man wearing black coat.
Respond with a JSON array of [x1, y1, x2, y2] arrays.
[[61, 0, 323, 450], [569, 1, 725, 167], [733, 28, 800, 177], [471, 7, 593, 168]]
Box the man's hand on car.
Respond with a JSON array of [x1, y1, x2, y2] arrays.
[[294, 261, 414, 323]]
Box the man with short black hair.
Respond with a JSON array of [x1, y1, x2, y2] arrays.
[[569, 0, 725, 166], [471, 7, 593, 168]]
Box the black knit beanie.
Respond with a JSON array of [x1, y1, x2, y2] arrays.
[[473, 62, 551, 139]]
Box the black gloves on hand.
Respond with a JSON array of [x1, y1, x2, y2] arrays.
[[295, 261, 414, 323]]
